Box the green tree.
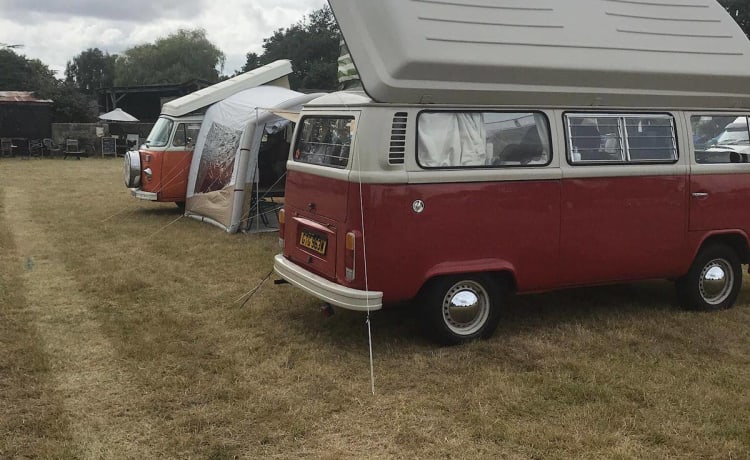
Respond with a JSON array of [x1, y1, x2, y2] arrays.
[[242, 52, 261, 73], [720, 0, 750, 37], [0, 48, 35, 90], [0, 48, 94, 122], [65, 48, 116, 94], [114, 29, 225, 86], [241, 6, 341, 90]]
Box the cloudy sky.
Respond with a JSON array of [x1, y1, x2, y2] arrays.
[[0, 0, 328, 77]]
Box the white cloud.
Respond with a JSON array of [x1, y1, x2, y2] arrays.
[[0, 0, 327, 77]]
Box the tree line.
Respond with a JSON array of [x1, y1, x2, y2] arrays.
[[0, 6, 341, 123], [1, 2, 749, 123]]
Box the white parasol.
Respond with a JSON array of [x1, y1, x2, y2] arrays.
[[99, 108, 139, 122]]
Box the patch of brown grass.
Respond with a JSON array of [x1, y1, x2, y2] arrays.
[[1, 157, 749, 458]]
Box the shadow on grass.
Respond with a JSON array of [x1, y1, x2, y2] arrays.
[[129, 204, 184, 217], [285, 280, 683, 348]]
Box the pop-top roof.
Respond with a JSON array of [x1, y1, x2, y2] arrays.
[[161, 60, 293, 117], [329, 0, 750, 109]]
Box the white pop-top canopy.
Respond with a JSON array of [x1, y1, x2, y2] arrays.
[[328, 0, 750, 109], [161, 60, 293, 117]]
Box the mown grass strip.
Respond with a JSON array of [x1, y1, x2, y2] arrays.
[[0, 187, 76, 458]]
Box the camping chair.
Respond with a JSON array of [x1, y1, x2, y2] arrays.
[[63, 139, 84, 160], [28, 139, 43, 159], [43, 138, 62, 158], [1, 138, 16, 157], [126, 134, 140, 152]]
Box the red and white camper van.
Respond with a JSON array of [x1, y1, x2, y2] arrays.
[[274, 0, 750, 344], [124, 60, 294, 208]]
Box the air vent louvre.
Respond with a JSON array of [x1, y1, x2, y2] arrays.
[[389, 112, 408, 165]]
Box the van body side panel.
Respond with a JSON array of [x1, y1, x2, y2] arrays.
[[353, 180, 561, 303], [284, 172, 561, 305], [138, 149, 192, 202], [159, 151, 193, 201], [560, 175, 688, 285], [689, 172, 750, 233]]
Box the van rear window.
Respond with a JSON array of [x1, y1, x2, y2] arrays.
[[293, 117, 354, 168]]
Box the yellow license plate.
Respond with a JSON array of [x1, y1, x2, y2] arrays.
[[299, 231, 327, 255]]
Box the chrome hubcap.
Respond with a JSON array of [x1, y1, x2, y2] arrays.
[[441, 280, 490, 336], [699, 259, 733, 305]]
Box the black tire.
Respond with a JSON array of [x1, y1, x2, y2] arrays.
[[676, 244, 742, 311], [420, 273, 505, 345], [175, 201, 186, 212]]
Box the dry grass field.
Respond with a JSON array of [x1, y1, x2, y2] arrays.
[[1, 156, 750, 459]]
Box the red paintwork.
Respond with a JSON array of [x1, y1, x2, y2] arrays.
[[284, 170, 560, 304], [139, 149, 193, 202], [560, 175, 689, 285], [689, 173, 750, 232], [283, 169, 750, 307]]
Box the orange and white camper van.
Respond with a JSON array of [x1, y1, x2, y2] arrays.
[[123, 60, 293, 209]]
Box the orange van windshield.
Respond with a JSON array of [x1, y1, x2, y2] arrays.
[[146, 117, 174, 147]]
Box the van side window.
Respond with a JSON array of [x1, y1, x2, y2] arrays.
[[566, 114, 677, 164], [691, 115, 750, 164], [172, 123, 200, 148], [417, 112, 551, 168], [173, 124, 187, 147]]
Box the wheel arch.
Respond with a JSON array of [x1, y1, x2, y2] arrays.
[[418, 260, 518, 298], [694, 231, 750, 265]]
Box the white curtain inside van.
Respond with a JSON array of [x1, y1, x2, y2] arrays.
[[418, 112, 486, 167]]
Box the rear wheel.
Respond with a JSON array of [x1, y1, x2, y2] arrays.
[[421, 273, 505, 345], [676, 244, 742, 311], [175, 201, 186, 212]]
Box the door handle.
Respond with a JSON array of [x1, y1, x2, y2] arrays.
[[691, 192, 709, 198]]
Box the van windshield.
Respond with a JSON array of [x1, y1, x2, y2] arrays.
[[293, 116, 354, 168], [146, 117, 174, 147]]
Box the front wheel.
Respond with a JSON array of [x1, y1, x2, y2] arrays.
[[421, 273, 505, 345], [676, 244, 742, 311]]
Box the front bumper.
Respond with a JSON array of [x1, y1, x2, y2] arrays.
[[130, 188, 157, 201], [273, 254, 383, 311]]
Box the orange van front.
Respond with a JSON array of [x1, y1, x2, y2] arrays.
[[124, 116, 201, 206]]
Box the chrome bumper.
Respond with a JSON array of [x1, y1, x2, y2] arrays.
[[273, 254, 383, 311], [130, 188, 157, 201]]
